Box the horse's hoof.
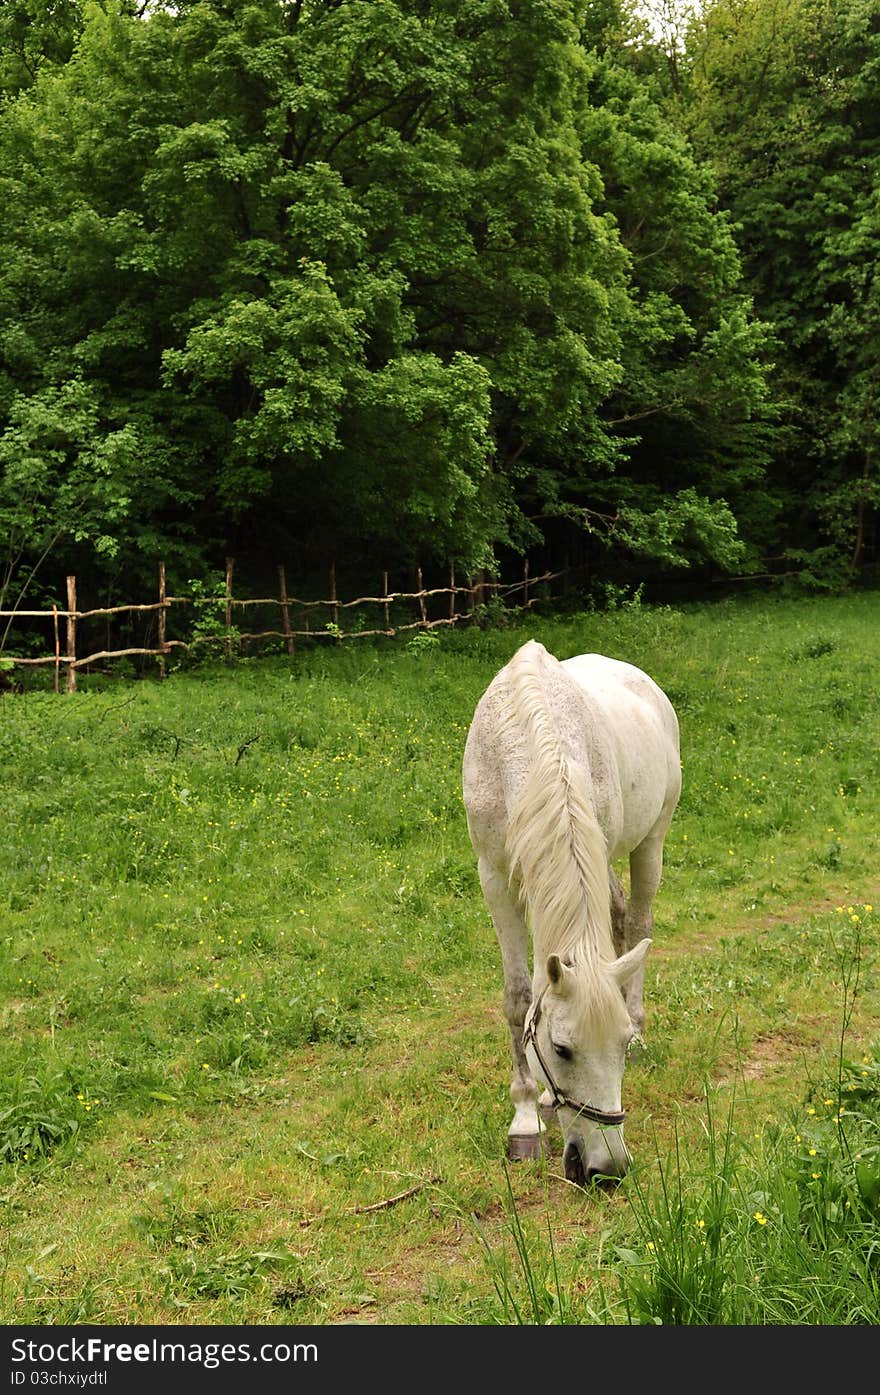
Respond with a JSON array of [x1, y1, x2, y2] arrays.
[[508, 1134, 546, 1161]]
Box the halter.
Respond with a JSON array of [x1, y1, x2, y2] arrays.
[[522, 986, 627, 1128]]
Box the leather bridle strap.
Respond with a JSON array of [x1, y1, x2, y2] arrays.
[[522, 990, 627, 1129]]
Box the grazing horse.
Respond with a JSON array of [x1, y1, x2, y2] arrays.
[[462, 639, 681, 1186]]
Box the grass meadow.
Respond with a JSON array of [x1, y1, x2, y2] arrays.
[[2, 589, 880, 1325]]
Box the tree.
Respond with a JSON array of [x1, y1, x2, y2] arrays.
[[0, 0, 84, 100], [570, 18, 776, 573], [678, 0, 880, 582], [2, 0, 633, 587], [0, 0, 774, 602]]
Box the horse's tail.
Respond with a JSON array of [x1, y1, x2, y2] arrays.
[[504, 640, 613, 969]]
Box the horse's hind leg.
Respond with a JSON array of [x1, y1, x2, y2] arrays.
[[624, 835, 665, 1036], [610, 867, 627, 958], [478, 857, 546, 1160]]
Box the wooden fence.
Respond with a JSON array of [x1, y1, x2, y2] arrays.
[[0, 559, 562, 692]]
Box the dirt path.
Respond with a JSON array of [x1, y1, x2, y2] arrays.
[[652, 876, 880, 959]]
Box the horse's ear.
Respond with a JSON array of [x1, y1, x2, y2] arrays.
[[547, 954, 570, 992], [610, 937, 652, 988]]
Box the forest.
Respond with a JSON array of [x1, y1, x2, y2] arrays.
[[0, 0, 877, 610]]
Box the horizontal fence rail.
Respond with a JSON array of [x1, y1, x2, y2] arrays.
[[0, 560, 563, 692]]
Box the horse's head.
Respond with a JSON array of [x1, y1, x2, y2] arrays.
[[524, 939, 651, 1187]]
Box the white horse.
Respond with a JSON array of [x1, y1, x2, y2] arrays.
[[462, 639, 681, 1186]]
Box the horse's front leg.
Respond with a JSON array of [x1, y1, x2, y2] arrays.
[[478, 857, 546, 1159]]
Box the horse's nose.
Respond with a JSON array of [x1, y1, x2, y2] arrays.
[[565, 1137, 628, 1189], [584, 1165, 624, 1191], [563, 1140, 587, 1186]]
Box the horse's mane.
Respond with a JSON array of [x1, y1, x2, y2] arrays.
[[504, 640, 616, 1006]]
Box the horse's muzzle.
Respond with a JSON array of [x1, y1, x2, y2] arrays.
[[564, 1136, 627, 1190], [563, 1139, 587, 1186]]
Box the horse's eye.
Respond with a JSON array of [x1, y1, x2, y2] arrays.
[[552, 1042, 572, 1061]]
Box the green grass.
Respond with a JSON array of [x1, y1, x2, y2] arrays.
[[1, 590, 880, 1324]]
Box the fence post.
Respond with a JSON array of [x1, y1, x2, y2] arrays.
[[449, 564, 456, 621], [382, 571, 390, 631], [416, 566, 427, 625], [65, 576, 77, 694], [52, 605, 60, 694], [157, 562, 167, 679], [224, 558, 234, 662], [278, 564, 294, 655], [523, 556, 530, 610], [329, 562, 339, 637]]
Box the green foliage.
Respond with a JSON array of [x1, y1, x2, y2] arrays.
[[472, 1162, 583, 1324], [0, 1067, 102, 1164], [573, 36, 775, 566], [406, 629, 441, 655], [0, 379, 136, 573], [617, 487, 746, 570], [676, 0, 880, 579], [615, 1030, 880, 1325], [0, 0, 84, 100], [614, 1090, 741, 1325], [183, 573, 238, 660], [0, 0, 773, 597]]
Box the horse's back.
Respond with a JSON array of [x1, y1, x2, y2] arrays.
[[461, 660, 530, 867], [560, 652, 679, 756], [561, 651, 680, 852], [462, 641, 680, 866]]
